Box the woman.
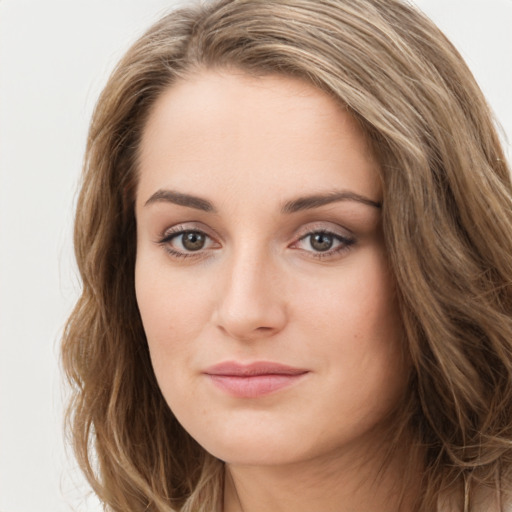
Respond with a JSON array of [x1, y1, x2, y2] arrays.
[[62, 0, 512, 510]]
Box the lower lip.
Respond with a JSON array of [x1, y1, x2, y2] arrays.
[[207, 373, 307, 398]]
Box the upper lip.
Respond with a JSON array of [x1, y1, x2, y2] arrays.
[[204, 361, 309, 376]]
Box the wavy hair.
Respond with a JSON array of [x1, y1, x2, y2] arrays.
[[62, 0, 512, 510]]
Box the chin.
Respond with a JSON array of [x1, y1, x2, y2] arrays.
[[190, 422, 308, 466], [189, 420, 348, 469], [208, 442, 308, 467]]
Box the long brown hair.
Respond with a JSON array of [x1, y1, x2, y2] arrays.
[[62, 1, 512, 510]]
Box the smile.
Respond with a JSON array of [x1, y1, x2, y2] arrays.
[[203, 361, 310, 398]]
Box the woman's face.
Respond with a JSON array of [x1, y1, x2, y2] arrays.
[[135, 70, 407, 466]]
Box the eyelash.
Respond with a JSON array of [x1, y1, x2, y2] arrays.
[[156, 226, 356, 261], [157, 225, 216, 260], [292, 229, 356, 259]]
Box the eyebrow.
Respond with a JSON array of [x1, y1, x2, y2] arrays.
[[144, 189, 381, 213], [281, 191, 381, 213], [144, 189, 216, 212]]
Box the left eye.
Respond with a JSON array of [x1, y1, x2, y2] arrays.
[[295, 231, 354, 254]]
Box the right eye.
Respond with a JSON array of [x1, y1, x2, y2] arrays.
[[158, 228, 219, 258]]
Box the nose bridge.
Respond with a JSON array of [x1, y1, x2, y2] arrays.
[[214, 239, 286, 340]]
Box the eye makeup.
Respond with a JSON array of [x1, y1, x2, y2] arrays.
[[154, 220, 357, 263]]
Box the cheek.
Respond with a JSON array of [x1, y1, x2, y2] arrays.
[[298, 250, 400, 345], [135, 240, 215, 328], [135, 268, 203, 426], [296, 251, 406, 407], [135, 255, 206, 372]]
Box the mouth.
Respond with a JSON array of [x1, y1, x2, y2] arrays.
[[203, 361, 309, 398]]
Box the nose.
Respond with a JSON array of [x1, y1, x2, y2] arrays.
[[213, 246, 287, 341]]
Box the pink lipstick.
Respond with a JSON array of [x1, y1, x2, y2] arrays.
[[204, 361, 309, 398]]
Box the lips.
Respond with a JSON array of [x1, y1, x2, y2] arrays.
[[203, 361, 309, 398]]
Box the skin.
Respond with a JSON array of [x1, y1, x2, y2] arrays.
[[135, 70, 415, 511]]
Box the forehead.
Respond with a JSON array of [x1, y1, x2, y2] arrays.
[[137, 70, 381, 207]]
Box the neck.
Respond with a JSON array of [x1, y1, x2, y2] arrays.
[[223, 435, 423, 512]]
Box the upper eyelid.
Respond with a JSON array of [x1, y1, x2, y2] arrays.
[[160, 222, 216, 239], [293, 221, 353, 238]]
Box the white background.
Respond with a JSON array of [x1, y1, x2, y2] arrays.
[[0, 1, 511, 511]]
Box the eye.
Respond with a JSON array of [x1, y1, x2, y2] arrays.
[[157, 227, 219, 258], [292, 229, 355, 258], [308, 232, 336, 252], [175, 231, 207, 251]]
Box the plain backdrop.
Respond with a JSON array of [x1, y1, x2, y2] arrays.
[[0, 1, 511, 511]]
